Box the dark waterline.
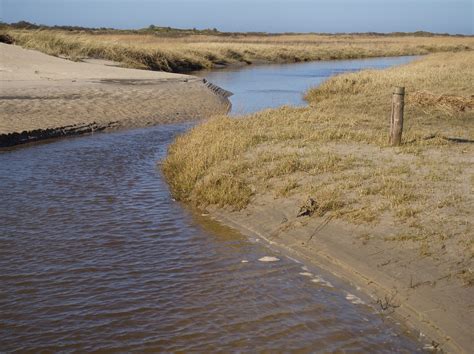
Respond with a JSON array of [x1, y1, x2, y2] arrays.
[[0, 57, 424, 352]]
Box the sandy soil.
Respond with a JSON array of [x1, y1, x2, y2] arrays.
[[0, 43, 231, 145]]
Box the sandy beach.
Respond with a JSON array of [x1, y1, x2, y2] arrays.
[[0, 43, 231, 146]]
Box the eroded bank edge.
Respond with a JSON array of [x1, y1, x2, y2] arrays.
[[208, 209, 465, 353]]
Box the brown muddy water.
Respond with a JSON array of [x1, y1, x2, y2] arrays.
[[0, 57, 426, 352]]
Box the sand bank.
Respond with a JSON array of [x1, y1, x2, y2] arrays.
[[0, 43, 231, 147]]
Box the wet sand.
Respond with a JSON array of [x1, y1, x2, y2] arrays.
[[0, 43, 231, 146], [209, 194, 473, 353]]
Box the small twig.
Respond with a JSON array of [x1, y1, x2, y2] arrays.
[[406, 134, 474, 144], [307, 215, 333, 243], [442, 136, 474, 143], [376, 291, 400, 313]]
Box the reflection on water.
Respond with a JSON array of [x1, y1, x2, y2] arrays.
[[0, 57, 424, 352], [196, 56, 416, 114]]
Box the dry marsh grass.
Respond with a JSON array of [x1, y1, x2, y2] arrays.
[[163, 52, 473, 261], [2, 28, 474, 72]]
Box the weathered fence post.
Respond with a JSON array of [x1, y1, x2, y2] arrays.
[[389, 86, 405, 146]]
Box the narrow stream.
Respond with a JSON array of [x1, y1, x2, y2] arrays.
[[196, 56, 415, 114], [0, 57, 424, 352]]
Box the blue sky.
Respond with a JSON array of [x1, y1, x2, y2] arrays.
[[1, 0, 472, 34]]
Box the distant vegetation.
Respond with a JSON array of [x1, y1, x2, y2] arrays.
[[0, 21, 234, 36], [2, 21, 469, 37], [1, 21, 473, 73]]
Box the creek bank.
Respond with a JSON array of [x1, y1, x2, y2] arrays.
[[207, 197, 473, 353], [0, 43, 231, 147]]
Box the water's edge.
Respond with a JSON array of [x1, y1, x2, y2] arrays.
[[208, 208, 453, 352]]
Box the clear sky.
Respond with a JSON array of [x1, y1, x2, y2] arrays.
[[1, 0, 473, 34]]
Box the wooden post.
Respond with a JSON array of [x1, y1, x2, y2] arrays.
[[390, 86, 405, 146]]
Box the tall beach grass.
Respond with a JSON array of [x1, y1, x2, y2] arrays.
[[2, 27, 473, 72]]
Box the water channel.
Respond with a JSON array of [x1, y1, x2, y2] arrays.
[[0, 56, 425, 352]]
